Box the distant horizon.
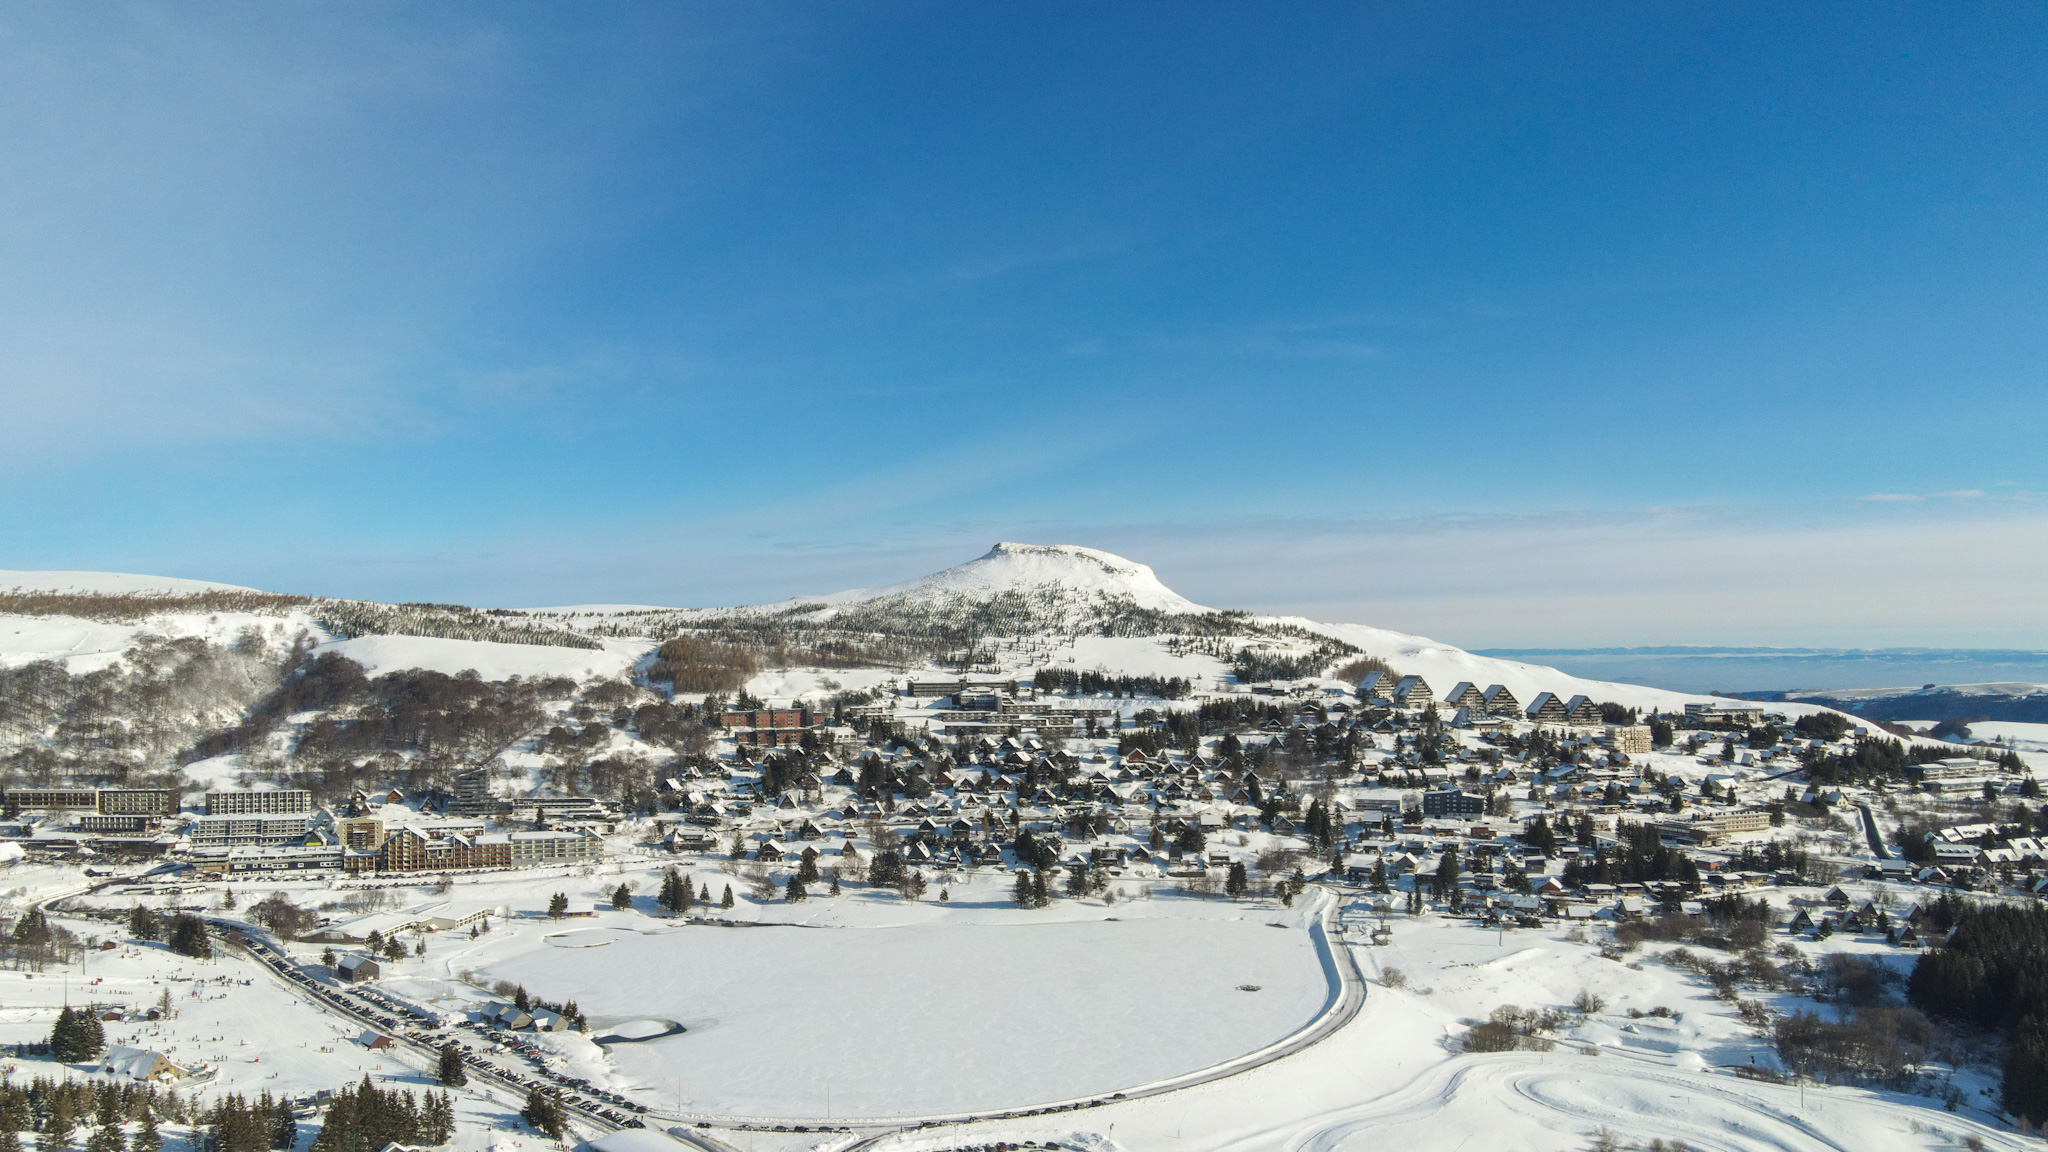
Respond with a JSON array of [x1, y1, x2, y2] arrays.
[[1475, 646, 2048, 697]]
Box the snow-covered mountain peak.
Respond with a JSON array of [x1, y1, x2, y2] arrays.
[[811, 542, 1206, 613]]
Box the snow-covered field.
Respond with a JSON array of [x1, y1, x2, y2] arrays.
[[0, 907, 532, 1152], [872, 911, 2032, 1152], [1957, 720, 2048, 769], [319, 633, 647, 681], [399, 877, 1336, 1120]]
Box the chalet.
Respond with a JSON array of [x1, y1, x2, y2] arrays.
[[1442, 683, 1485, 711], [1356, 671, 1393, 702], [1525, 693, 1570, 723], [1480, 684, 1520, 717], [1564, 696, 1602, 725], [1392, 676, 1434, 710], [99, 1047, 190, 1084]]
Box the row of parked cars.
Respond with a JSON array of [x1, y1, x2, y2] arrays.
[[220, 922, 648, 1130], [455, 1016, 651, 1124]]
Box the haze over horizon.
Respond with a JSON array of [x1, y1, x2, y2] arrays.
[[4, 4, 2044, 650]]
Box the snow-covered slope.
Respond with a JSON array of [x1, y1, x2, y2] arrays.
[[800, 542, 1205, 613], [1291, 619, 1730, 714], [320, 634, 645, 681], [0, 569, 262, 595]]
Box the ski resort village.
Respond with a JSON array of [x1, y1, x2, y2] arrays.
[[1, 546, 2045, 1152]]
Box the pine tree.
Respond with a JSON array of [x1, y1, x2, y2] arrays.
[[86, 1112, 121, 1152], [785, 876, 807, 902], [520, 1087, 551, 1131], [609, 883, 631, 911], [547, 893, 568, 920], [127, 905, 160, 942], [720, 884, 733, 909], [700, 883, 711, 904], [829, 876, 841, 897], [167, 915, 211, 960], [436, 1043, 467, 1087], [0, 1091, 21, 1152], [1013, 870, 1033, 907], [37, 1101, 72, 1152], [130, 1112, 161, 1152], [48, 1005, 76, 1062], [797, 848, 820, 885], [269, 1095, 296, 1151], [1226, 861, 1249, 899], [1436, 845, 1461, 908]]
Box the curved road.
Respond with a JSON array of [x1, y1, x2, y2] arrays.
[[201, 917, 631, 1144]]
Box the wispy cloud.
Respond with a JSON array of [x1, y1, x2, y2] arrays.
[[1862, 488, 1999, 504]]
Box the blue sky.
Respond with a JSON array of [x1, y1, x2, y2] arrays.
[[3, 3, 2045, 646]]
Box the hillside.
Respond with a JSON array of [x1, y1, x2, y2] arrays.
[[1778, 682, 2048, 724], [0, 542, 1852, 803]]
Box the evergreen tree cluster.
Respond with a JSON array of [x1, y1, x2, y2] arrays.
[[519, 1088, 568, 1140], [435, 1043, 468, 1087], [126, 906, 162, 942], [657, 868, 695, 915], [1011, 869, 1051, 908], [1010, 829, 1060, 872], [1800, 735, 1993, 786], [5, 911, 84, 972], [1228, 644, 1351, 684], [1791, 711, 1855, 741], [1559, 823, 1701, 888], [48, 1005, 106, 1063], [1723, 840, 1828, 883], [1031, 668, 1192, 699], [307, 1077, 455, 1152], [0, 1075, 179, 1152], [1301, 799, 1340, 849], [1904, 897, 2048, 1124], [200, 1092, 302, 1152], [168, 914, 212, 960]]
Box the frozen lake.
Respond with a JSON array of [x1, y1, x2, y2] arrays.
[[480, 913, 1331, 1118]]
